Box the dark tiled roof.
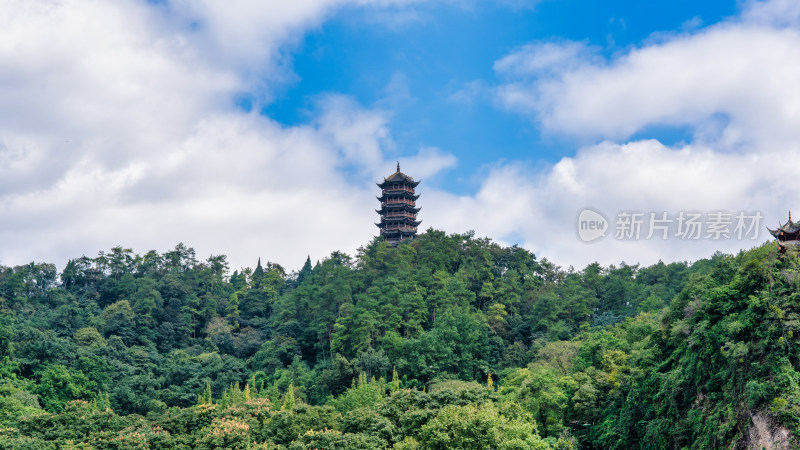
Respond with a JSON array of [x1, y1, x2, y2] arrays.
[[768, 212, 800, 238], [377, 162, 420, 187]]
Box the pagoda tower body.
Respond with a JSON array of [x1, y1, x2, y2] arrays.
[[768, 212, 800, 252], [376, 163, 421, 246]]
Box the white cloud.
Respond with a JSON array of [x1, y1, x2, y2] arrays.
[[423, 139, 792, 268], [494, 41, 599, 78], [5, 0, 799, 275], [446, 80, 489, 106], [166, 0, 340, 77], [450, 0, 800, 267], [0, 0, 453, 271], [496, 21, 800, 147], [743, 0, 800, 27], [167, 0, 433, 77], [395, 146, 457, 181], [315, 95, 391, 175]]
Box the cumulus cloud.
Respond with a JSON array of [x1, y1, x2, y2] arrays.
[[743, 0, 800, 27], [0, 0, 452, 271], [495, 16, 800, 147], [167, 0, 433, 78], [0, 0, 235, 173], [315, 95, 392, 174], [424, 139, 790, 268], [5, 0, 799, 274], [439, 0, 800, 267]]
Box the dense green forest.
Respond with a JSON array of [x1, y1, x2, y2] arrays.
[[0, 229, 797, 448]]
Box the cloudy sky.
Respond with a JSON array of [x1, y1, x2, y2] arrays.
[[2, 0, 799, 273]]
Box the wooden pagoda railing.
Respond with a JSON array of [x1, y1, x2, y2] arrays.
[[383, 186, 415, 194], [383, 225, 417, 232], [382, 199, 415, 206], [384, 212, 417, 220]]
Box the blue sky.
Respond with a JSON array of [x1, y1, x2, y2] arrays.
[[264, 0, 737, 192], [1, 0, 799, 272]]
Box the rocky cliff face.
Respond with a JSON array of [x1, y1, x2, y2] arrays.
[[743, 411, 793, 449]]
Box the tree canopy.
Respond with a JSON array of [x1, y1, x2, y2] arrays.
[[0, 231, 796, 448]]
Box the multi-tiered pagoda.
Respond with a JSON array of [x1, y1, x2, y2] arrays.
[[376, 163, 420, 246], [768, 212, 800, 252]]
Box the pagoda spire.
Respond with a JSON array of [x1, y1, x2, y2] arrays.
[[397, 161, 400, 172]]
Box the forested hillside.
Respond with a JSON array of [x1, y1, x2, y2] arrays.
[[0, 230, 797, 448]]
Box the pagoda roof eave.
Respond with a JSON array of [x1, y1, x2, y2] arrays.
[[769, 222, 800, 235], [377, 194, 420, 201], [377, 207, 420, 214], [775, 212, 800, 232], [768, 212, 800, 242], [378, 172, 420, 187]]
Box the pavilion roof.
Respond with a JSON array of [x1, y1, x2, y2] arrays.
[[768, 212, 800, 237], [377, 162, 420, 187]]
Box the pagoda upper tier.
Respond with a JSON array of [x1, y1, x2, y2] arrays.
[[376, 163, 420, 246], [376, 204, 421, 214], [768, 212, 800, 251], [377, 163, 421, 189], [377, 192, 420, 202]]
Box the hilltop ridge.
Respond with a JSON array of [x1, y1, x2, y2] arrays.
[[0, 230, 796, 448]]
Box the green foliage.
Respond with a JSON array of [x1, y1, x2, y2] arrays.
[[200, 381, 212, 405], [391, 366, 401, 393], [34, 365, 95, 412], [281, 383, 296, 410], [288, 429, 387, 449], [196, 417, 253, 449], [257, 404, 339, 446], [340, 407, 399, 444], [499, 366, 568, 437], [0, 382, 42, 426], [417, 402, 555, 449], [0, 233, 793, 448], [73, 327, 106, 348], [332, 372, 386, 412]]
